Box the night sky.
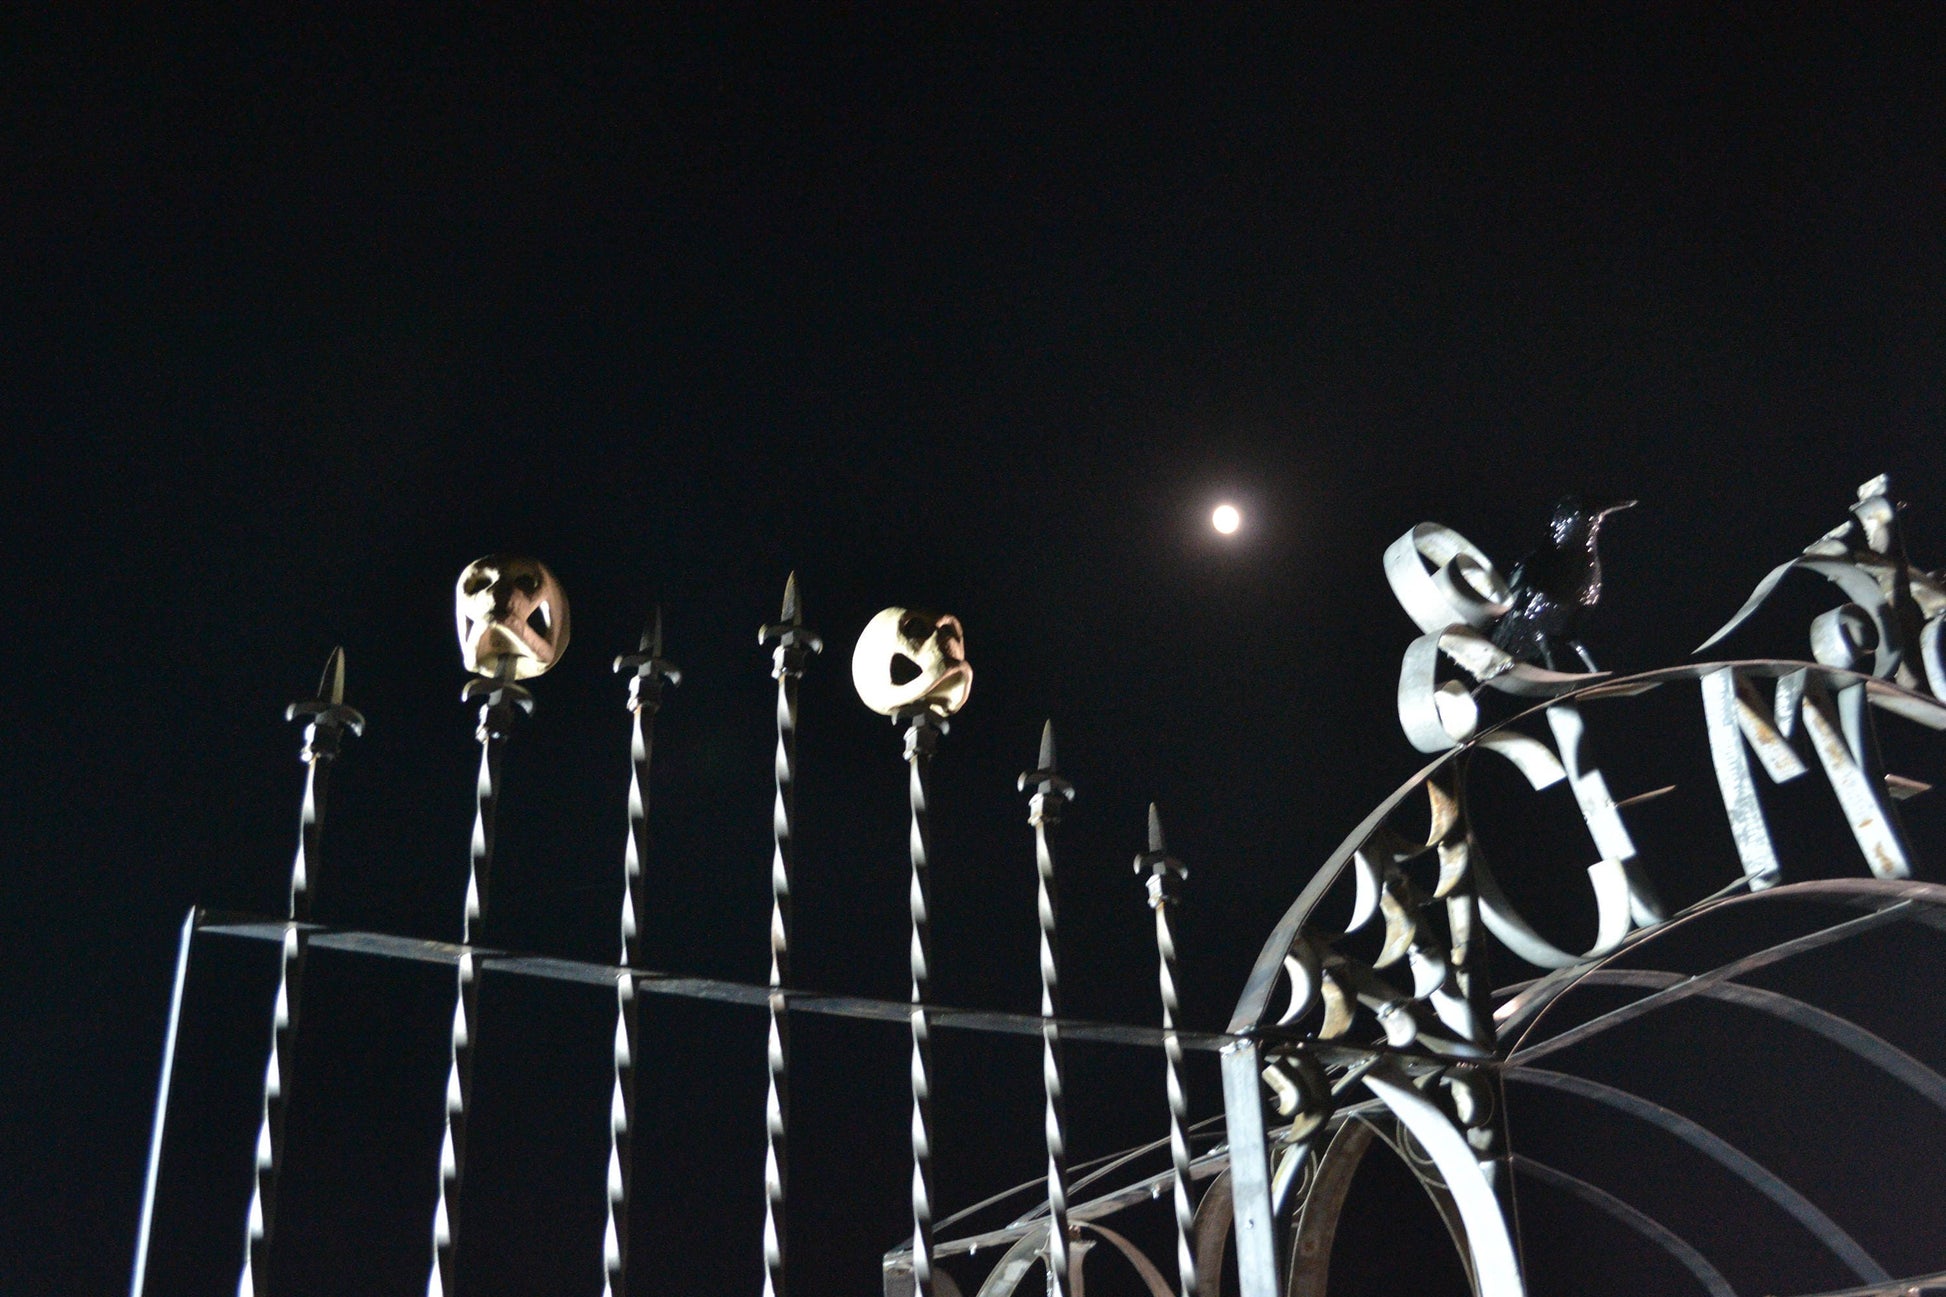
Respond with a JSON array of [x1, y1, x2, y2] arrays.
[[8, 9, 1946, 1297]]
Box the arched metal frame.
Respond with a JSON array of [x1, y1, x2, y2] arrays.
[[921, 656, 1946, 1296], [933, 481, 1946, 1294], [927, 885, 1946, 1297], [1213, 655, 1946, 1297]]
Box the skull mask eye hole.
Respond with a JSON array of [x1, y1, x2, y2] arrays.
[[897, 613, 930, 642], [515, 573, 540, 595], [464, 574, 493, 596], [890, 653, 923, 686]]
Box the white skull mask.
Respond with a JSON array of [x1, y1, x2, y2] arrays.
[[851, 607, 972, 718], [455, 554, 571, 680]]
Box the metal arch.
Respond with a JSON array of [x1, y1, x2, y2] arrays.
[[946, 935, 1946, 1297], [1510, 1155, 1736, 1297], [1491, 883, 1946, 1044], [1082, 1222, 1175, 1297], [972, 1227, 1050, 1297], [1227, 660, 1946, 1036], [1287, 1119, 1375, 1297], [966, 1220, 1172, 1297], [1362, 1064, 1523, 1297], [1190, 1171, 1233, 1297], [1554, 969, 1946, 1113], [1231, 873, 1946, 1297], [1779, 1269, 1946, 1297], [1288, 1116, 1475, 1297], [1507, 1068, 1890, 1284], [912, 887, 1946, 1292], [1506, 902, 1916, 1061], [1502, 879, 1946, 1060]]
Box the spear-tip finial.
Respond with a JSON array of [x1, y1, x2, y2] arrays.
[[614, 606, 683, 696], [1018, 719, 1075, 816], [286, 646, 366, 738], [781, 570, 801, 625], [761, 570, 824, 666], [1135, 802, 1185, 884], [321, 645, 346, 708]]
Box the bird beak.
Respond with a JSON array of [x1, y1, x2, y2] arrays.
[[1600, 499, 1638, 517]]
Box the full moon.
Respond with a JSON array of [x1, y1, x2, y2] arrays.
[[1211, 503, 1242, 535]]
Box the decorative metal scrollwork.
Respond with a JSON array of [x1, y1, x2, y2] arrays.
[[1701, 474, 1946, 696], [1205, 481, 1946, 1297]]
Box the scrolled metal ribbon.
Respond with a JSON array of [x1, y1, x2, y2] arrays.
[[1387, 523, 1599, 760], [1384, 524, 1511, 635], [1696, 477, 1946, 692]]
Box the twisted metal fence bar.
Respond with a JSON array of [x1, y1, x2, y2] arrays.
[[759, 576, 818, 1297], [1136, 805, 1197, 1297], [429, 672, 531, 1297], [239, 649, 363, 1297], [903, 709, 946, 1297], [604, 613, 678, 1297], [1019, 722, 1075, 1296]]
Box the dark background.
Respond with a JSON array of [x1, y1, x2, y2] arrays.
[[6, 7, 1946, 1296]]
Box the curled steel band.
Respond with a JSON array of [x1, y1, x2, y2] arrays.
[[239, 650, 363, 1297], [1700, 475, 1946, 697], [759, 575, 818, 1297], [1234, 660, 1946, 1037], [430, 675, 531, 1297], [603, 614, 679, 1297]]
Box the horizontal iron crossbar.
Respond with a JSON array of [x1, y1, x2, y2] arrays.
[[191, 910, 1440, 1071]]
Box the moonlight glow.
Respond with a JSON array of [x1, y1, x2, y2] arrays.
[[1212, 503, 1241, 535]]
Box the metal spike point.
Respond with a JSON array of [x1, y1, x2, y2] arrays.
[[1017, 722, 1073, 801], [615, 611, 681, 689], [761, 573, 822, 656], [1135, 803, 1183, 880], [781, 571, 801, 625], [321, 646, 346, 707]]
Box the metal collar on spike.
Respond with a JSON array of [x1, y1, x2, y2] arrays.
[[897, 704, 947, 760], [1018, 721, 1075, 827], [760, 573, 823, 679], [615, 609, 682, 713], [461, 677, 534, 743]]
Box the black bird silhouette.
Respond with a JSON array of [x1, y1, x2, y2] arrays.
[[1490, 496, 1636, 671]]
